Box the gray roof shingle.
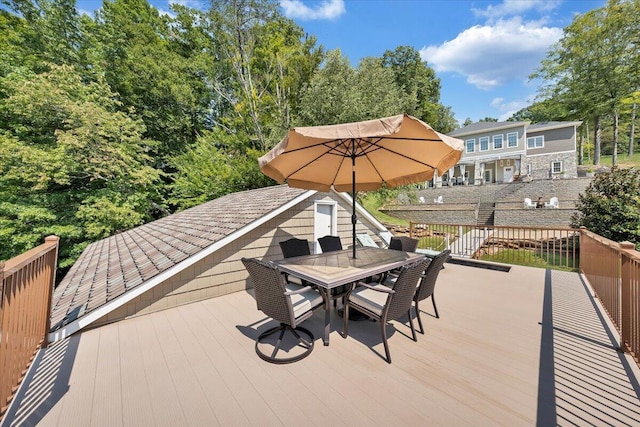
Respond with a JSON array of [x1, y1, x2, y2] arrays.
[[50, 185, 309, 331]]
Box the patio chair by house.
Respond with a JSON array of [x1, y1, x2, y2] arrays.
[[341, 258, 429, 363], [389, 236, 419, 252], [524, 198, 535, 208], [356, 233, 380, 248], [241, 257, 324, 364], [545, 197, 559, 209], [413, 249, 450, 334], [317, 235, 348, 307], [279, 237, 310, 258], [434, 195, 443, 204], [318, 235, 343, 252], [279, 238, 311, 286]]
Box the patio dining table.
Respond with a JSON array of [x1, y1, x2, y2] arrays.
[[273, 247, 425, 345]]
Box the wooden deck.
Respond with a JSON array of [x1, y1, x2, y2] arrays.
[[3, 263, 640, 426]]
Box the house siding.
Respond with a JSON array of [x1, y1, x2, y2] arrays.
[[92, 192, 382, 327], [527, 127, 576, 156]]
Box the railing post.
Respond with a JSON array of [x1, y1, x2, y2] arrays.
[[42, 236, 59, 348], [409, 222, 414, 239], [620, 241, 636, 353]]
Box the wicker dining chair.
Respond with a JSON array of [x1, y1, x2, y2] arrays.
[[341, 258, 429, 363], [389, 236, 419, 252], [318, 235, 343, 252], [413, 250, 450, 334], [241, 257, 324, 364], [279, 238, 311, 286]]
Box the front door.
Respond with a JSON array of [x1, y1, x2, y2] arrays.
[[484, 169, 492, 184], [314, 201, 336, 253], [503, 166, 514, 183]]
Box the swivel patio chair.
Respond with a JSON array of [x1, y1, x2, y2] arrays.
[[241, 257, 324, 364], [279, 238, 311, 286], [413, 249, 450, 334], [341, 258, 429, 363]]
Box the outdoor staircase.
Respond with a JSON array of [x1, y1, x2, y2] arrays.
[[477, 202, 495, 226]]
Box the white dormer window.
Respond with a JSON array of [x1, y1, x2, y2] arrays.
[[479, 137, 489, 151], [493, 134, 503, 150], [507, 132, 518, 147], [466, 138, 475, 153]]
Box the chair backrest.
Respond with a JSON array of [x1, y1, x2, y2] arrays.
[[550, 197, 559, 207], [389, 236, 419, 252], [415, 250, 450, 302], [434, 195, 443, 204], [241, 257, 293, 325], [279, 238, 311, 258], [318, 235, 343, 252], [386, 259, 430, 320], [524, 197, 532, 207], [356, 233, 379, 248]]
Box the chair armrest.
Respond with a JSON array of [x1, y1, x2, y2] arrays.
[[284, 285, 315, 295], [356, 282, 395, 294]]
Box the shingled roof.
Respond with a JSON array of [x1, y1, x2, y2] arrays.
[[50, 185, 311, 337]]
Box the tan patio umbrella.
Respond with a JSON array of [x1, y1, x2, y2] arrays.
[[259, 113, 464, 258]]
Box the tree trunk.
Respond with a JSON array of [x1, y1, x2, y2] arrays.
[[594, 115, 601, 166], [578, 126, 584, 165], [612, 109, 618, 167], [629, 102, 636, 157]]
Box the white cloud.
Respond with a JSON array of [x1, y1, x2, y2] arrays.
[[473, 0, 562, 20], [420, 17, 562, 90], [280, 0, 345, 20], [491, 94, 536, 121]]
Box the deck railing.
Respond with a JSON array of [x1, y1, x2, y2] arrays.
[[409, 222, 579, 270], [580, 228, 640, 363], [0, 236, 59, 417]]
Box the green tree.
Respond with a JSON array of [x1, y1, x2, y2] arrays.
[[533, 0, 640, 167], [0, 64, 161, 266], [571, 167, 640, 249]]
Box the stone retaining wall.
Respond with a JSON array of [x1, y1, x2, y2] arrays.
[[494, 207, 575, 227], [381, 204, 476, 225]]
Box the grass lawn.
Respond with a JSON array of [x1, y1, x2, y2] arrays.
[[590, 152, 640, 168], [360, 193, 409, 227], [480, 248, 578, 272]]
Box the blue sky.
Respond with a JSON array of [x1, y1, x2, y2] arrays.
[[78, 0, 605, 124]]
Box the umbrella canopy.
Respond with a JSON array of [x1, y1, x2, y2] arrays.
[[259, 114, 464, 257]]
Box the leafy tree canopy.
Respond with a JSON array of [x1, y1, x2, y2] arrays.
[[571, 167, 640, 249]]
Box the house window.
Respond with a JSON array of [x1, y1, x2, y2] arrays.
[[493, 134, 503, 150], [527, 136, 544, 148], [507, 132, 518, 147], [551, 161, 563, 173], [466, 139, 475, 153], [479, 137, 489, 151]]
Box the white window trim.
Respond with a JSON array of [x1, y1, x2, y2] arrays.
[[466, 138, 476, 153], [479, 136, 489, 152], [507, 132, 518, 148], [493, 134, 504, 150], [527, 135, 544, 149], [551, 161, 563, 174]]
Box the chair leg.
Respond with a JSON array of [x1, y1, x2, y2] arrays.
[[431, 294, 439, 319], [381, 322, 391, 364], [415, 300, 425, 334], [407, 309, 417, 342], [341, 300, 350, 338]]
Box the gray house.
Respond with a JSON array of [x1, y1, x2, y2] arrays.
[[49, 185, 390, 341], [441, 120, 582, 185]]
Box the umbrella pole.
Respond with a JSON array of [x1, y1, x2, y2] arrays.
[[352, 157, 357, 259]]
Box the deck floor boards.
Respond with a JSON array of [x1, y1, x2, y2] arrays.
[[4, 263, 640, 426]]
